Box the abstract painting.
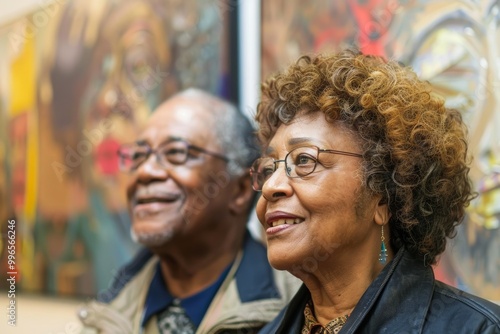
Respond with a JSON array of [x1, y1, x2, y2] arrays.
[[0, 0, 235, 296], [262, 0, 500, 301]]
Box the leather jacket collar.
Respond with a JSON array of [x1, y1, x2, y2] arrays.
[[261, 248, 500, 333]]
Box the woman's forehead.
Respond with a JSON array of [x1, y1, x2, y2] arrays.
[[267, 114, 359, 150]]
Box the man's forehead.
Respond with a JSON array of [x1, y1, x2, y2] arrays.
[[139, 97, 217, 144], [151, 96, 214, 122]]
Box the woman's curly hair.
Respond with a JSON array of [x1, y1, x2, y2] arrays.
[[256, 49, 476, 266]]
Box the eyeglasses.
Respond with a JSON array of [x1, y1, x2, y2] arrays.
[[249, 146, 362, 191], [117, 139, 229, 172]]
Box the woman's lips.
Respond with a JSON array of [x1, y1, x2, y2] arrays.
[[265, 211, 304, 234], [266, 223, 298, 235], [268, 217, 303, 227]]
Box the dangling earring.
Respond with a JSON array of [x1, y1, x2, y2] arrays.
[[378, 225, 388, 265]]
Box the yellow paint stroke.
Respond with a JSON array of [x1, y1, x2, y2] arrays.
[[9, 35, 37, 289]]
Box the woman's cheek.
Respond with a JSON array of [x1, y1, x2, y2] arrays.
[[255, 196, 267, 226]]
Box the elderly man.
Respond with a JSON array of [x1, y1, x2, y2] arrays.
[[78, 88, 298, 334]]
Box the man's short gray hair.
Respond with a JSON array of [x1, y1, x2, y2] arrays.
[[177, 88, 260, 176]]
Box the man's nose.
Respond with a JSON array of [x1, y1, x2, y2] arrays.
[[135, 153, 169, 182]]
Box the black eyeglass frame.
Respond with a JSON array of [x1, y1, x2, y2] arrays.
[[117, 138, 230, 172], [249, 146, 363, 191]]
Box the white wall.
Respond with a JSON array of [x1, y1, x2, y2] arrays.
[[238, 0, 261, 121], [0, 0, 40, 25], [238, 0, 262, 240]]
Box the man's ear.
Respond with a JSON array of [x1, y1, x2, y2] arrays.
[[229, 172, 255, 215], [374, 195, 391, 226]]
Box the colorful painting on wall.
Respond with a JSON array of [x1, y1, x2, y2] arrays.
[[0, 0, 234, 296], [262, 0, 500, 301]]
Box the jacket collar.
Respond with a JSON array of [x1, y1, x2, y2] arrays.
[[272, 248, 434, 333], [98, 230, 280, 305], [235, 231, 282, 302], [342, 247, 434, 333]]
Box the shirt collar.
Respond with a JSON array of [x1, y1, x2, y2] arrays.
[[302, 300, 348, 333], [142, 262, 232, 328]]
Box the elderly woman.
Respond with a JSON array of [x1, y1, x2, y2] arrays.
[[253, 50, 500, 333]]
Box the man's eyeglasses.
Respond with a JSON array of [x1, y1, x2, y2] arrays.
[[117, 139, 229, 172], [249, 146, 362, 191]]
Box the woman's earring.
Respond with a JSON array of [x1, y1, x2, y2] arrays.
[[378, 225, 388, 265]]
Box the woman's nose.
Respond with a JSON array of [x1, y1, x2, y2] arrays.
[[261, 161, 293, 200]]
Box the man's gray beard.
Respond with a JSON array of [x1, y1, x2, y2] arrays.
[[130, 228, 174, 247]]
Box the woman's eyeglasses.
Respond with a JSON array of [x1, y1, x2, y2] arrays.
[[117, 139, 229, 172], [250, 146, 362, 191]]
